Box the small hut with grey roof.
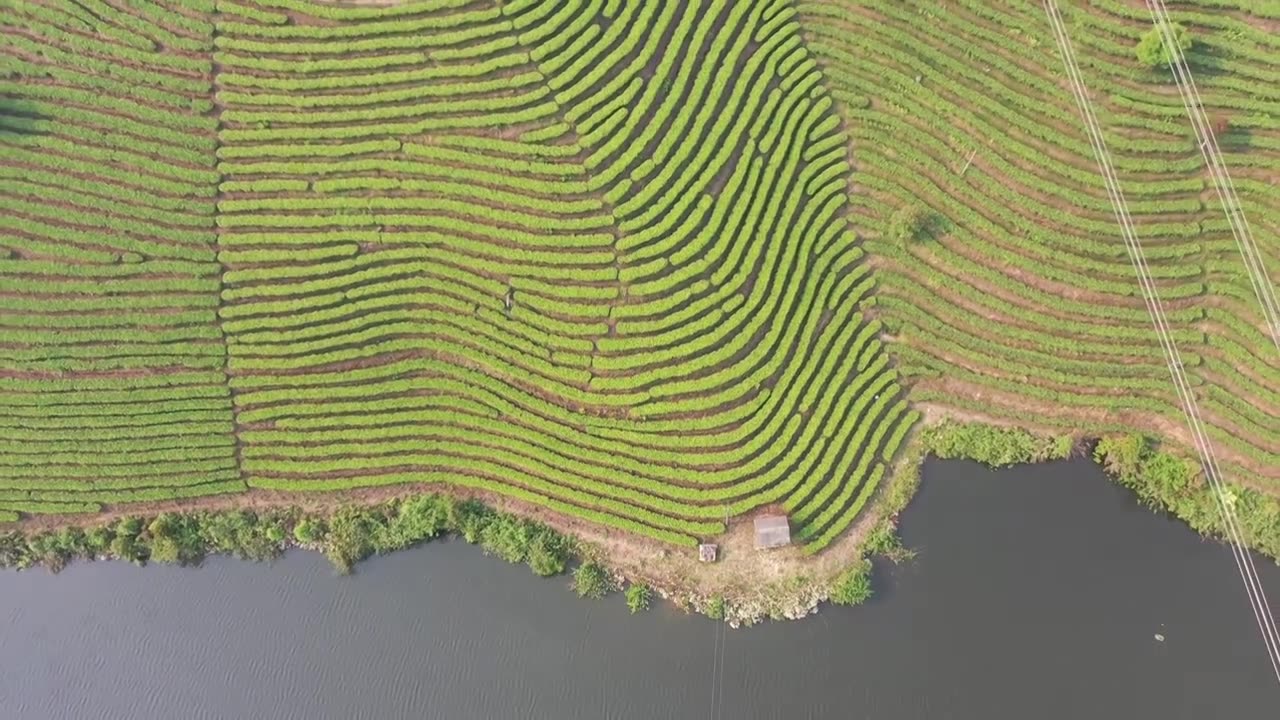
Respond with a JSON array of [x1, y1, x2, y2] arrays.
[[753, 514, 791, 550]]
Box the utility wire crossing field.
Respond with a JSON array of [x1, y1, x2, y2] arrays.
[[798, 0, 1280, 490]]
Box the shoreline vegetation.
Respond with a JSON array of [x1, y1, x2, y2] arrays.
[[920, 421, 1280, 560], [4, 421, 1274, 626]]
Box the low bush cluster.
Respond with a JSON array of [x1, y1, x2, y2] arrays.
[[919, 421, 1073, 468], [317, 496, 573, 576], [1096, 435, 1280, 559], [625, 582, 652, 613], [0, 493, 576, 578], [0, 509, 291, 572], [704, 595, 726, 620], [829, 558, 873, 606], [572, 561, 611, 599]]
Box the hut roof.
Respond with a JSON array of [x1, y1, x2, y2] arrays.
[[753, 515, 791, 549]]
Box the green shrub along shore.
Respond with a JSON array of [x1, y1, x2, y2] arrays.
[[917, 421, 1280, 560], [1, 421, 1273, 622], [0, 494, 575, 580], [814, 420, 1279, 615]]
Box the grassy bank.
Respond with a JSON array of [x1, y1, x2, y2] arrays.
[[795, 419, 1279, 622], [0, 494, 575, 580], [3, 420, 1273, 625], [0, 469, 909, 626], [917, 421, 1280, 560]]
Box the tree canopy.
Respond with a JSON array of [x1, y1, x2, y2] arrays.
[[1136, 24, 1192, 69]]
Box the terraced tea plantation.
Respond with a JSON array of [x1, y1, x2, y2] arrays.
[[800, 0, 1280, 491], [1, 0, 916, 549], [2, 0, 1277, 548], [2, 0, 237, 518]]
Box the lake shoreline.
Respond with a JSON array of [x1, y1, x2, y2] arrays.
[[5, 456, 1278, 719], [4, 418, 1274, 627]]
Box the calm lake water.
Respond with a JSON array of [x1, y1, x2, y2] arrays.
[[2, 458, 1277, 719]]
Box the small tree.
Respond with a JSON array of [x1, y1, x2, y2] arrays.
[[1094, 434, 1148, 482], [85, 525, 114, 555], [478, 514, 532, 564], [887, 205, 934, 244], [829, 559, 874, 606], [148, 535, 181, 564], [293, 518, 325, 544], [1135, 24, 1191, 69], [449, 499, 493, 544], [704, 595, 726, 620], [573, 561, 611, 599], [625, 583, 652, 614], [525, 527, 570, 577], [147, 513, 203, 565], [109, 534, 143, 565], [324, 507, 382, 574]]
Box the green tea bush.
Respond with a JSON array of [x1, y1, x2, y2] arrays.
[[18, 0, 1187, 562], [799, 0, 1280, 492]]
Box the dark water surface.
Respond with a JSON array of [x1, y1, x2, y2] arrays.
[[2, 458, 1277, 719]]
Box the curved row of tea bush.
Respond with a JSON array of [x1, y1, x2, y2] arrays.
[[798, 0, 1280, 486], [205, 0, 913, 547]]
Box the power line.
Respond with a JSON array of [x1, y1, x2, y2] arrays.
[[1040, 0, 1280, 683], [1043, 0, 1280, 680], [1144, 0, 1280, 682], [1145, 0, 1280, 352]]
